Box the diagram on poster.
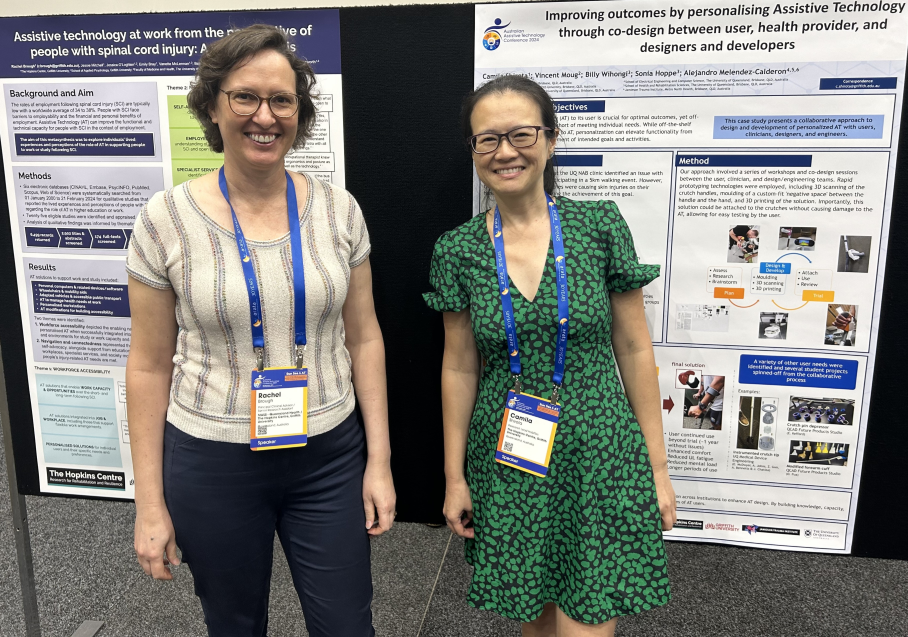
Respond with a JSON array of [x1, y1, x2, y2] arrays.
[[0, 9, 346, 498], [475, 0, 908, 553]]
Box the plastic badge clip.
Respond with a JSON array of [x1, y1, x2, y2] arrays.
[[511, 374, 523, 395], [255, 347, 265, 372], [550, 383, 562, 406], [296, 344, 307, 370]]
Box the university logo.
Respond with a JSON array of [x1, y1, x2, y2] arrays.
[[482, 18, 511, 50], [745, 524, 760, 535]]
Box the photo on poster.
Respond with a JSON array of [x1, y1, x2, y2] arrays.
[[676, 304, 729, 332], [789, 441, 849, 466], [778, 227, 817, 252], [676, 368, 701, 390], [759, 312, 788, 340], [728, 224, 759, 263], [837, 236, 872, 273], [788, 397, 855, 425], [737, 396, 778, 451], [683, 374, 724, 431], [825, 304, 858, 347]]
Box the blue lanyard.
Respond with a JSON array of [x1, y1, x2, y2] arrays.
[[218, 166, 306, 371], [493, 194, 570, 403]]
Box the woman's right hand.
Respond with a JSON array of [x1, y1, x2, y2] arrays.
[[134, 502, 180, 580], [443, 478, 475, 539]]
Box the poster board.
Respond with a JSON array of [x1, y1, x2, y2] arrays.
[[475, 0, 908, 553], [0, 9, 345, 498]]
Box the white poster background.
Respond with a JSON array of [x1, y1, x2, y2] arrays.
[[475, 0, 908, 553]]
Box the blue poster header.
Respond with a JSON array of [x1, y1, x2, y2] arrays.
[[554, 155, 603, 167], [676, 155, 812, 167], [0, 9, 341, 77], [820, 77, 897, 90]]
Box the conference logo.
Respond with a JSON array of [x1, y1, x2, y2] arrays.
[[253, 375, 264, 389], [482, 18, 511, 50], [508, 396, 517, 408]]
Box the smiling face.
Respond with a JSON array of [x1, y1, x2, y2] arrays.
[[470, 91, 556, 202], [209, 48, 298, 172]]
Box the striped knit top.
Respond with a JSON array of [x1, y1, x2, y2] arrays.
[[126, 173, 370, 443]]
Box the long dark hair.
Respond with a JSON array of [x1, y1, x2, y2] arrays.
[[460, 75, 559, 197]]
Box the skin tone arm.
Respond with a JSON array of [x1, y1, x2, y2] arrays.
[[609, 288, 676, 531], [126, 278, 180, 580], [440, 308, 481, 539], [342, 257, 396, 536], [688, 376, 724, 417]]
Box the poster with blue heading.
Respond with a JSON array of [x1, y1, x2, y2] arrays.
[[475, 0, 908, 553], [0, 9, 345, 498]]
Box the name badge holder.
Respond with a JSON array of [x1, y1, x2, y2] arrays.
[[493, 195, 570, 477], [219, 166, 309, 451]]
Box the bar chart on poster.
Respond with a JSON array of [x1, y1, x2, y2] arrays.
[[475, 0, 908, 552], [0, 9, 346, 498]]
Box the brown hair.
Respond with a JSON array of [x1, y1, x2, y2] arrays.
[[187, 24, 318, 153], [460, 75, 559, 195]]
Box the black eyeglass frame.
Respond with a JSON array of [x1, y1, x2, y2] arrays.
[[219, 89, 303, 118], [468, 125, 554, 154]]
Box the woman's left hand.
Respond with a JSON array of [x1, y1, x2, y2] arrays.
[[363, 459, 396, 536], [653, 468, 677, 532]]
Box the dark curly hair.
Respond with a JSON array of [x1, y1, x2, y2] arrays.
[[461, 75, 559, 195], [186, 24, 318, 153]]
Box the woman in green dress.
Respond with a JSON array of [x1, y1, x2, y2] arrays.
[[423, 75, 675, 636]]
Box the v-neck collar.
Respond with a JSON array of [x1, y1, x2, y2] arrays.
[[476, 211, 554, 305]]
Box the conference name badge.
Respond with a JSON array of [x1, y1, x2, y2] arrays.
[[495, 390, 560, 477], [249, 367, 308, 450]]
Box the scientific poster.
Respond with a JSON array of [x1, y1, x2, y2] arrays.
[[475, 0, 908, 552], [0, 9, 345, 498]]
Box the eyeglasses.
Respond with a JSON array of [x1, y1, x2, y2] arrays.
[[468, 126, 553, 154], [220, 89, 301, 118]]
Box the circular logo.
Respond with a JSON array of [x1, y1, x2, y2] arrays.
[[805, 530, 812, 537], [483, 31, 501, 50]]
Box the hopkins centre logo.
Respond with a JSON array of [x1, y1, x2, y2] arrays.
[[483, 18, 511, 50]]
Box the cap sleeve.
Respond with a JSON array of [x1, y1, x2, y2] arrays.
[[348, 195, 372, 268], [423, 231, 469, 313], [126, 193, 172, 290], [598, 200, 660, 293]]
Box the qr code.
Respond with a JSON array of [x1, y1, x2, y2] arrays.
[[257, 426, 268, 436], [503, 442, 513, 452]]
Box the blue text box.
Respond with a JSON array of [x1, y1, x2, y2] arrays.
[[676, 155, 811, 167], [739, 355, 858, 390], [820, 77, 897, 90], [761, 263, 792, 274], [713, 115, 884, 140], [554, 100, 605, 113], [15, 133, 155, 157], [554, 155, 603, 167]]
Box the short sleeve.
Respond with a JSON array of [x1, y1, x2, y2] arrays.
[[126, 194, 172, 289], [599, 201, 660, 293], [349, 196, 372, 267], [423, 232, 469, 313]]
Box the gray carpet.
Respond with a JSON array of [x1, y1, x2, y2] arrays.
[[2, 427, 906, 636]]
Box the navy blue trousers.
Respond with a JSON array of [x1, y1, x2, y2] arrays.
[[163, 411, 374, 637]]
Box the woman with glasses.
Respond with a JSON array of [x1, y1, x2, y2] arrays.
[[424, 75, 674, 636], [126, 25, 393, 636]]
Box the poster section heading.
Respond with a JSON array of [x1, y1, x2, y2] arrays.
[[14, 166, 162, 253], [475, 0, 908, 65], [0, 9, 341, 77], [4, 82, 162, 162]]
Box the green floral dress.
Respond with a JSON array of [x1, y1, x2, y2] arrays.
[[424, 197, 670, 624]]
